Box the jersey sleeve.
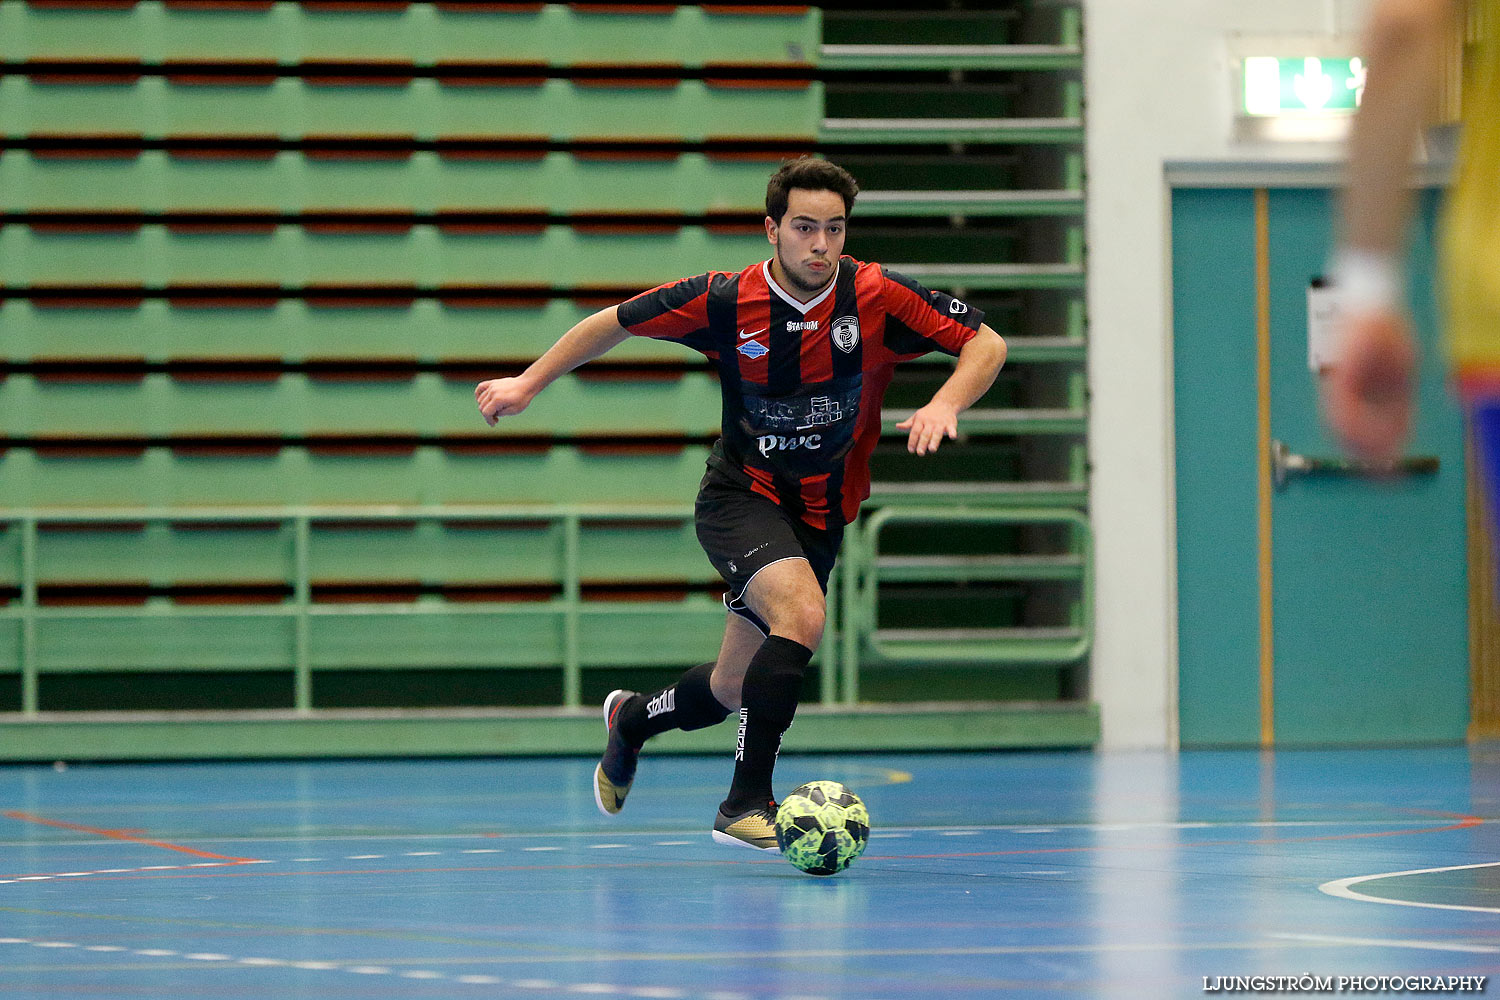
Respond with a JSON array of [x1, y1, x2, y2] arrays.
[[615, 273, 721, 357], [878, 266, 985, 360]]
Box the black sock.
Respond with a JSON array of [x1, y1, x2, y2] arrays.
[[615, 661, 730, 747], [721, 635, 813, 816]]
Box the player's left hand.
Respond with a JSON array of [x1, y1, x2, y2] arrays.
[[896, 401, 960, 456]]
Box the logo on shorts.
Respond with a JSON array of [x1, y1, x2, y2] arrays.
[[737, 339, 769, 360], [830, 315, 860, 354]]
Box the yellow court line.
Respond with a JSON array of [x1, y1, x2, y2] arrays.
[[1254, 187, 1275, 747]]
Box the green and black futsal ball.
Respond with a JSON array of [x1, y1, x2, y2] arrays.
[[774, 781, 870, 876]]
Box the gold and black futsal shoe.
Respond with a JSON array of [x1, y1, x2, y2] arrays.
[[711, 802, 779, 851], [593, 689, 640, 817]]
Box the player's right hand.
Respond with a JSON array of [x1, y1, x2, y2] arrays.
[[1321, 307, 1416, 464], [475, 377, 535, 426]]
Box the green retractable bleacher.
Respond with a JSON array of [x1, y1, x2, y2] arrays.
[[0, 0, 1097, 757]]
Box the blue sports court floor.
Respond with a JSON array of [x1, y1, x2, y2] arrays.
[[1, 746, 1496, 998]]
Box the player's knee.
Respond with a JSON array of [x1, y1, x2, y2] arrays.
[[767, 597, 824, 649]]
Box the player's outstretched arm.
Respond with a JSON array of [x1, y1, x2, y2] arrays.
[[476, 305, 632, 426], [897, 323, 1007, 455], [1325, 0, 1459, 462]]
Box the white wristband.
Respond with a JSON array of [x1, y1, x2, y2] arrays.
[[1329, 248, 1401, 313]]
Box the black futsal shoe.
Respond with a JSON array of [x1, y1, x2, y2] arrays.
[[593, 689, 641, 817]]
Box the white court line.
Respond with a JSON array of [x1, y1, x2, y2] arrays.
[[1, 859, 261, 885], [1319, 861, 1500, 914], [1271, 932, 1500, 954], [0, 936, 814, 998], [0, 818, 1455, 851]]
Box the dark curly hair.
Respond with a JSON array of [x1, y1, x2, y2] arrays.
[[765, 157, 860, 223]]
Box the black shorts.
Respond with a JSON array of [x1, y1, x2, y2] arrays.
[[694, 469, 844, 636]]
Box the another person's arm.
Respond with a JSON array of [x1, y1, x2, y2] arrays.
[[475, 306, 631, 425], [1325, 0, 1461, 460]]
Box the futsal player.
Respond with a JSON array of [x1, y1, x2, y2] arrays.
[[476, 158, 1006, 849], [1325, 0, 1492, 475]]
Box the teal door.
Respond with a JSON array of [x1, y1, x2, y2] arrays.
[[1173, 185, 1470, 746]]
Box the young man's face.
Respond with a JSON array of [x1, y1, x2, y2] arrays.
[[766, 187, 847, 295]]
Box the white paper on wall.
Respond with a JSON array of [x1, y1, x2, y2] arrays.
[[1307, 276, 1343, 372]]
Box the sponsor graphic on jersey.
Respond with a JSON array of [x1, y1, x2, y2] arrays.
[[949, 298, 970, 315], [738, 327, 767, 339], [797, 396, 843, 430], [737, 339, 769, 359], [787, 319, 820, 331], [743, 383, 860, 432], [830, 314, 860, 353], [756, 433, 822, 457], [737, 376, 862, 468]]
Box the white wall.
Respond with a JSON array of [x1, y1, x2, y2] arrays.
[[1083, 0, 1373, 748]]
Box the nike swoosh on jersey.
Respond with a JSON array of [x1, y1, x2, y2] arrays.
[[738, 328, 768, 339]]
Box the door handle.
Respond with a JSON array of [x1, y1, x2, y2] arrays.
[[1271, 439, 1440, 489]]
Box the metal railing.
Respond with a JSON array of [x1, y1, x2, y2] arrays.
[[2, 501, 1091, 716], [840, 506, 1092, 703]]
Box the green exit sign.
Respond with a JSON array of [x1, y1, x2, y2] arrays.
[[1243, 56, 1365, 116]]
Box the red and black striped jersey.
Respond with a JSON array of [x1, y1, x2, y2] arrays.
[[616, 255, 983, 528]]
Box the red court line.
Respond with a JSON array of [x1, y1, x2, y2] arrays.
[[2, 810, 260, 863], [18, 859, 780, 885]]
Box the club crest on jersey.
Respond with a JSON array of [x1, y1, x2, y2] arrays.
[[830, 315, 860, 354], [737, 339, 769, 360]]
